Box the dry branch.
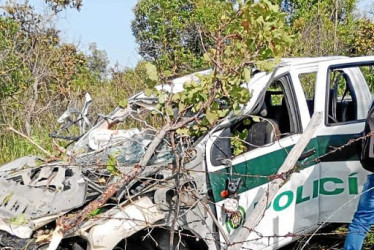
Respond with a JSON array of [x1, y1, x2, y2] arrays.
[[7, 126, 52, 157]]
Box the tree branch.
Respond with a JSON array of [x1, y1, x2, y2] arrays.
[[7, 126, 52, 157]]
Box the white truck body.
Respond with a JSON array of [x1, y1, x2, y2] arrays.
[[1, 56, 374, 250]]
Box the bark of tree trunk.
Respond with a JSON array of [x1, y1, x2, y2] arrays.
[[25, 80, 39, 136]]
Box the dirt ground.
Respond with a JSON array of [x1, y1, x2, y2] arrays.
[[281, 224, 374, 250]]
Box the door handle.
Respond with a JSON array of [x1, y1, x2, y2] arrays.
[[298, 148, 316, 161]]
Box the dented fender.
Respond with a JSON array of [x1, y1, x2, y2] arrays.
[[77, 196, 164, 250]]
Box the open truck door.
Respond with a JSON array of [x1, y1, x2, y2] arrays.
[[314, 57, 374, 224]]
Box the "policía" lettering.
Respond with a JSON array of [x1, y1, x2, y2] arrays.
[[254, 173, 359, 212]]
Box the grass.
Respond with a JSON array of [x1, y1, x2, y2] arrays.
[[0, 128, 54, 165], [363, 227, 374, 249], [283, 224, 374, 250]]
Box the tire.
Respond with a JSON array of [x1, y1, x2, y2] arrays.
[[114, 228, 195, 250]]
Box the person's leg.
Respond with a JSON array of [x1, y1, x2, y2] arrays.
[[344, 174, 374, 250]]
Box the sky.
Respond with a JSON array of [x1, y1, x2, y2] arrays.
[[56, 0, 140, 68], [28, 0, 140, 68], [358, 0, 373, 13]]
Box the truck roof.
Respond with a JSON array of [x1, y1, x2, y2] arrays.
[[131, 56, 350, 102], [279, 56, 347, 67]]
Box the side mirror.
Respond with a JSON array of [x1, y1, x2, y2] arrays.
[[210, 128, 232, 166]]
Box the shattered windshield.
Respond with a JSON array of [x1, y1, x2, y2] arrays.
[[75, 129, 175, 167], [53, 94, 182, 168]]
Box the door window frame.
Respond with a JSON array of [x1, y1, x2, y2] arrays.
[[209, 73, 302, 166], [324, 61, 374, 127]]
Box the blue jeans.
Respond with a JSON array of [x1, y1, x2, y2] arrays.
[[344, 174, 374, 250]]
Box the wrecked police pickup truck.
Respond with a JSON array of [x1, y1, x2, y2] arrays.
[[1, 56, 374, 250]]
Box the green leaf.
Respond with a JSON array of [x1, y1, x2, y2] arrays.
[[212, 102, 219, 110], [10, 213, 27, 225], [145, 62, 158, 82], [176, 128, 190, 135], [144, 88, 153, 97], [243, 68, 251, 82], [2, 192, 13, 205], [166, 106, 174, 116], [252, 116, 260, 122], [89, 208, 105, 217], [163, 70, 172, 77], [206, 110, 219, 125], [233, 101, 241, 115], [217, 109, 229, 118], [178, 102, 186, 111], [107, 152, 120, 176], [119, 99, 128, 108], [238, 88, 250, 103], [203, 53, 211, 62], [255, 60, 278, 72], [243, 119, 251, 125], [159, 94, 166, 104], [172, 92, 180, 102], [201, 117, 210, 126]]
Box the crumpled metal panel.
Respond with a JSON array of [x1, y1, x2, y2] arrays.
[[0, 156, 41, 174], [0, 223, 34, 244], [78, 196, 164, 250], [0, 167, 87, 220]]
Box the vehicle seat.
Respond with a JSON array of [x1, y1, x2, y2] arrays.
[[263, 91, 290, 135], [329, 88, 338, 123], [245, 118, 280, 151], [279, 98, 290, 134], [338, 101, 349, 122]]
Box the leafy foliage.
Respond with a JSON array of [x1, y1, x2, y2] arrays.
[[353, 18, 374, 55], [142, 0, 293, 137], [107, 151, 121, 176], [0, 17, 31, 101], [232, 128, 249, 156], [9, 213, 27, 225], [278, 0, 357, 56], [0, 2, 111, 163], [44, 0, 83, 12], [132, 0, 209, 76], [87, 43, 109, 81]]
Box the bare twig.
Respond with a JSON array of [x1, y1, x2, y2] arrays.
[[169, 131, 182, 250], [7, 126, 52, 157]]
